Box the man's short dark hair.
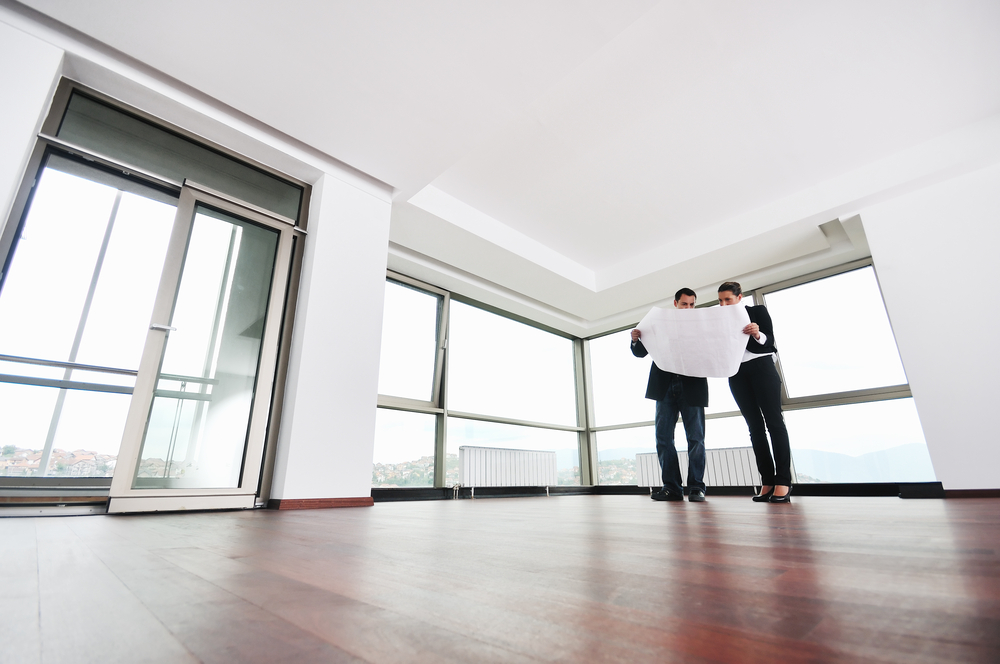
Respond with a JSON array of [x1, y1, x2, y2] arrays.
[[674, 287, 696, 301], [718, 281, 742, 296]]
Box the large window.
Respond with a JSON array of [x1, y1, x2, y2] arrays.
[[584, 262, 933, 486], [448, 301, 576, 425], [0, 158, 176, 478], [588, 330, 653, 427], [784, 399, 932, 483], [593, 426, 653, 485], [764, 267, 907, 396], [373, 276, 582, 488], [372, 278, 445, 487], [587, 329, 654, 484], [372, 409, 437, 488], [446, 418, 580, 486], [375, 260, 931, 489], [377, 281, 441, 402]]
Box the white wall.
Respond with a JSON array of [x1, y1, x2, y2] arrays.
[[862, 162, 1000, 490], [0, 21, 62, 222], [269, 173, 391, 500]]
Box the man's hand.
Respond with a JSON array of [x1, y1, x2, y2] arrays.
[[742, 322, 760, 340], [631, 329, 641, 342]]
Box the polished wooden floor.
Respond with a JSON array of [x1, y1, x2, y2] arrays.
[[1, 495, 998, 663]]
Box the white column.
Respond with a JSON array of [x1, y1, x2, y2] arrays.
[[0, 20, 63, 223], [861, 162, 1000, 490], [270, 172, 391, 501]]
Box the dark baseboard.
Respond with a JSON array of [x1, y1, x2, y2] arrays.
[[372, 486, 589, 502], [591, 485, 653, 496], [701, 486, 756, 496], [793, 483, 900, 497], [592, 485, 755, 496], [372, 488, 453, 502], [267, 497, 374, 510], [898, 482, 946, 499], [943, 488, 1000, 498], [372, 482, 965, 502]]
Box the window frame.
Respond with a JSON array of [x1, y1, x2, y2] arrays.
[[757, 258, 912, 410], [40, 81, 310, 223], [377, 272, 450, 412], [375, 272, 591, 487]]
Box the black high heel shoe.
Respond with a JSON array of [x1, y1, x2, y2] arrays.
[[752, 486, 774, 502], [768, 486, 793, 503]]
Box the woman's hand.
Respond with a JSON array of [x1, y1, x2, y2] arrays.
[[742, 322, 760, 340]]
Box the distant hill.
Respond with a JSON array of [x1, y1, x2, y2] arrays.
[[556, 448, 580, 470], [590, 443, 936, 484], [791, 444, 936, 483], [596, 447, 654, 462]]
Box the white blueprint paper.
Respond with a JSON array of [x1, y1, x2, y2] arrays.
[[635, 304, 751, 378]]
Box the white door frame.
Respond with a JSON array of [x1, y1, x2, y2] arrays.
[[108, 182, 294, 513]]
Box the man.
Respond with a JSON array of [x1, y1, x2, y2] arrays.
[[630, 288, 707, 502]]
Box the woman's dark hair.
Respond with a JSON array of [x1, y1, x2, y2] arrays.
[[718, 281, 742, 296]]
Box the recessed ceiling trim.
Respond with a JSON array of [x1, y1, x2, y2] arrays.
[[596, 111, 1000, 291], [409, 185, 597, 290], [386, 242, 589, 328]]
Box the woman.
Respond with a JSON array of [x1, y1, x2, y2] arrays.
[[718, 282, 792, 503]]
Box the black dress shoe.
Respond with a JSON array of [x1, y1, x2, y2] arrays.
[[769, 486, 793, 503], [688, 489, 706, 502], [651, 490, 684, 502], [752, 487, 774, 503]]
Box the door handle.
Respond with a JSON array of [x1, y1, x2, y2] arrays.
[[150, 324, 176, 332]]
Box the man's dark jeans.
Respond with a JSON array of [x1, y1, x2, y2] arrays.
[[654, 377, 706, 496]]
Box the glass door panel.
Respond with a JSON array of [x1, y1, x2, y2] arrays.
[[134, 205, 279, 489], [0, 154, 176, 478], [108, 183, 292, 511]]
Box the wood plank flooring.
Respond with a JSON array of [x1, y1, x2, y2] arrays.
[[1, 495, 998, 663]]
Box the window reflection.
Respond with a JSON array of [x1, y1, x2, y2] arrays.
[[134, 207, 279, 489], [0, 159, 176, 478], [446, 418, 580, 486], [706, 377, 740, 415], [594, 427, 654, 485], [785, 398, 933, 483], [372, 408, 436, 487], [448, 302, 576, 426], [588, 329, 654, 427], [704, 415, 758, 450], [377, 281, 440, 401], [372, 266, 933, 490], [764, 267, 907, 396]]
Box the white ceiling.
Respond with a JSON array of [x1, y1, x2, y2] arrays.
[[15, 0, 1000, 334]]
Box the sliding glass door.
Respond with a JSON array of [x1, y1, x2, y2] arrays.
[[0, 152, 295, 511], [108, 184, 293, 512]]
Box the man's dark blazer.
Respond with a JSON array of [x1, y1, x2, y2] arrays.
[[631, 338, 709, 407], [745, 305, 777, 355]]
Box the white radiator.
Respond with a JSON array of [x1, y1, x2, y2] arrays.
[[636, 447, 797, 487], [459, 446, 558, 487]]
